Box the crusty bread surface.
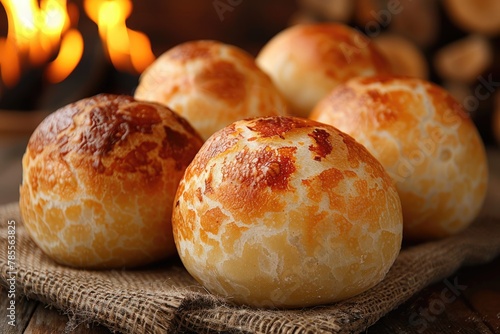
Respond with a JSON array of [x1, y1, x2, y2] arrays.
[[135, 40, 288, 140], [173, 116, 403, 308], [20, 94, 204, 268], [310, 76, 488, 240], [256, 23, 391, 118]]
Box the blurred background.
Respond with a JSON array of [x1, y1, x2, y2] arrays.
[[0, 0, 499, 204]]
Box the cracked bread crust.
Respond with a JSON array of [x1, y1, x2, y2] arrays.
[[135, 40, 288, 140], [311, 76, 488, 240], [172, 116, 402, 308], [256, 23, 391, 118], [20, 94, 204, 268]]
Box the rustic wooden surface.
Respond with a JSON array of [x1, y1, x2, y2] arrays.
[[0, 130, 499, 334]]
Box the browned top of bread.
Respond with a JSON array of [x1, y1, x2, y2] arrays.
[[284, 24, 389, 74], [27, 94, 200, 176], [20, 94, 204, 268], [135, 40, 288, 140], [310, 76, 488, 239], [256, 23, 391, 117], [173, 116, 402, 306]]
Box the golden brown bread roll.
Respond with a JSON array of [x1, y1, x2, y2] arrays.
[[20, 94, 204, 268], [172, 116, 403, 308], [256, 23, 391, 118], [310, 76, 488, 240], [134, 40, 288, 140]]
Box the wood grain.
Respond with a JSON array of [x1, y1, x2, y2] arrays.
[[0, 286, 38, 334], [460, 257, 500, 333], [369, 259, 500, 333], [23, 304, 110, 334]]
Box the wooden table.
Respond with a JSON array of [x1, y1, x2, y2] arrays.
[[1, 129, 499, 334]]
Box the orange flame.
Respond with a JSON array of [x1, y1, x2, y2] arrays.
[[1, 0, 154, 89], [46, 28, 84, 83], [84, 0, 155, 74], [0, 37, 22, 87], [0, 0, 82, 87]]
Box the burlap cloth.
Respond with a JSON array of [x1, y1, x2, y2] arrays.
[[1, 202, 499, 334]]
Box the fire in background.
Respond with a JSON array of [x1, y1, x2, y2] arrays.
[[0, 0, 155, 88]]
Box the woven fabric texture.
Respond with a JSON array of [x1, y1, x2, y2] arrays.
[[1, 202, 499, 334]]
